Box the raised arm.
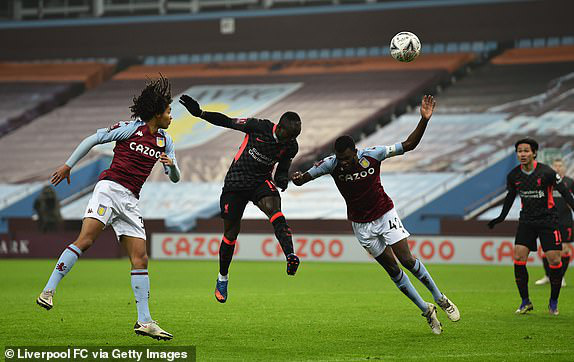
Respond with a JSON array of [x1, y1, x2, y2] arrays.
[[179, 95, 249, 132], [401, 95, 436, 153]]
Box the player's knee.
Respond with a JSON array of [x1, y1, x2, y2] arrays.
[[399, 256, 416, 270], [131, 253, 148, 269], [73, 237, 95, 251]]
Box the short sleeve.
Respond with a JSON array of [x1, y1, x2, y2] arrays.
[[362, 143, 404, 162], [307, 155, 337, 178], [96, 120, 141, 143]]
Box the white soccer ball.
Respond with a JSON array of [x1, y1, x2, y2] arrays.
[[390, 31, 421, 63]]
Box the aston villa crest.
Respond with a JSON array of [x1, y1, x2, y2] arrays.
[[359, 157, 370, 168], [156, 137, 165, 147]]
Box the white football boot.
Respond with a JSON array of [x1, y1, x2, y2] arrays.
[[535, 276, 550, 285], [36, 290, 54, 310], [437, 295, 460, 322], [134, 321, 173, 340], [422, 303, 442, 335]]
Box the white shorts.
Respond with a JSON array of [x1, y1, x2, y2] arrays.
[[83, 180, 146, 240], [352, 208, 410, 258]]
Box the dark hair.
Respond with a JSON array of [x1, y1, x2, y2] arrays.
[[335, 135, 356, 153], [514, 138, 539, 154], [279, 111, 301, 126], [130, 75, 172, 122]]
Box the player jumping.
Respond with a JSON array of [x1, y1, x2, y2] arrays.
[[179, 95, 301, 303], [36, 76, 179, 340], [291, 95, 459, 335], [535, 158, 573, 287], [489, 140, 574, 315]]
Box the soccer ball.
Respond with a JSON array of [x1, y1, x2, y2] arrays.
[[390, 31, 421, 63]]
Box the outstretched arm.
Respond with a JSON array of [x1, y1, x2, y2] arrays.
[[179, 95, 248, 131], [401, 95, 436, 152], [52, 134, 100, 186], [291, 171, 313, 186], [291, 155, 336, 186]]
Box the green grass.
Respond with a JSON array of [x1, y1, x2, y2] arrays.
[[2, 260, 574, 361]]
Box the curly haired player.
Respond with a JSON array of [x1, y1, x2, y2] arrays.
[[37, 76, 179, 340]]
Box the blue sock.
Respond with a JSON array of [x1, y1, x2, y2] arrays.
[[409, 259, 443, 301], [131, 269, 152, 323], [44, 244, 82, 292], [391, 269, 428, 313]]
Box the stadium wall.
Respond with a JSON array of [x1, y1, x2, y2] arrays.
[[0, 0, 571, 60]]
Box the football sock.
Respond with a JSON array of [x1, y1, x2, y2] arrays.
[[548, 261, 563, 302], [44, 244, 82, 292], [391, 269, 428, 313], [561, 253, 570, 278], [131, 269, 152, 323], [542, 256, 551, 277], [270, 213, 294, 256], [408, 259, 443, 301], [514, 261, 529, 302], [218, 273, 228, 282], [219, 236, 236, 276]]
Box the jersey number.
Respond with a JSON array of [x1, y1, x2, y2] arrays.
[[554, 230, 562, 245], [389, 217, 406, 234]]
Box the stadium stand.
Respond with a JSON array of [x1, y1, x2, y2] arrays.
[[0, 62, 115, 138], [0, 54, 473, 186], [0, 82, 82, 137]]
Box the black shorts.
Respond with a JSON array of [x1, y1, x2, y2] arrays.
[[515, 222, 562, 252], [220, 180, 280, 220], [559, 224, 573, 243]]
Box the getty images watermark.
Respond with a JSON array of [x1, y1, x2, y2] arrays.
[[4, 346, 196, 361]]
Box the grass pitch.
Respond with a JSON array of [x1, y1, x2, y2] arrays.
[[2, 259, 574, 361]]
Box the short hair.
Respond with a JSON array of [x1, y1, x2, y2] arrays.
[[552, 158, 563, 164], [514, 137, 538, 153], [130, 75, 172, 122], [279, 111, 301, 126], [335, 135, 356, 153]]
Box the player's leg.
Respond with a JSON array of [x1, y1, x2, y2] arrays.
[[216, 191, 248, 303], [514, 224, 535, 314], [255, 181, 299, 275], [535, 252, 551, 286], [37, 217, 105, 310], [560, 225, 572, 285], [375, 248, 428, 313], [378, 208, 459, 322], [353, 220, 441, 334], [540, 226, 564, 315], [122, 235, 173, 340]]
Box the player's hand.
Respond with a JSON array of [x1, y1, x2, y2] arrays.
[[159, 153, 174, 167], [275, 177, 288, 192], [291, 171, 305, 186], [51, 164, 71, 186], [179, 94, 203, 117], [420, 95, 436, 121], [487, 217, 502, 229]]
